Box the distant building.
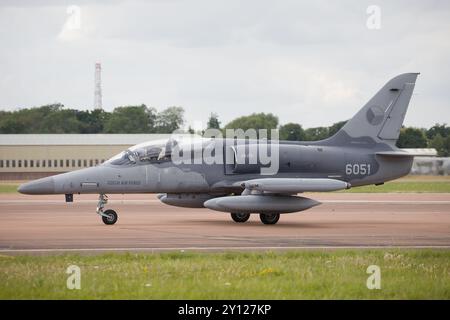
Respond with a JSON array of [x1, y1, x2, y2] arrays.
[[94, 62, 103, 110], [1, 135, 447, 180], [411, 157, 450, 176], [0, 134, 170, 180]]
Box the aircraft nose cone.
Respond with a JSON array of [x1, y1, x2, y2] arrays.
[[18, 177, 55, 194]]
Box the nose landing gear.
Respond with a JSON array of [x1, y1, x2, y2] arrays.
[[230, 212, 251, 223], [96, 194, 118, 225]]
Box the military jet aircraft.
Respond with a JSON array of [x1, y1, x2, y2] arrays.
[[19, 73, 421, 225]]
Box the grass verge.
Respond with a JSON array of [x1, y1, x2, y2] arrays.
[[342, 181, 450, 193], [0, 184, 18, 193], [0, 250, 449, 299]]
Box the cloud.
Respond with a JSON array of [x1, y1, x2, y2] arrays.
[[0, 0, 449, 128]]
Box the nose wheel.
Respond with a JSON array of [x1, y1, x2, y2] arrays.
[[102, 209, 118, 225], [260, 213, 280, 225], [97, 194, 118, 225]]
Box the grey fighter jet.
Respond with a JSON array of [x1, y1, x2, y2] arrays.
[[19, 73, 421, 225]]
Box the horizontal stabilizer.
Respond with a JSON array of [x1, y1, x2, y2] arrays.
[[376, 148, 437, 157], [329, 73, 419, 146]]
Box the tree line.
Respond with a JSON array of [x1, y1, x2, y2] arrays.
[[1, 104, 449, 156], [0, 104, 184, 134]]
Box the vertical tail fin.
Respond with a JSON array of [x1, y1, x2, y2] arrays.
[[335, 73, 419, 146]]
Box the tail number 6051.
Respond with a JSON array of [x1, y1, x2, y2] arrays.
[[345, 163, 371, 175]]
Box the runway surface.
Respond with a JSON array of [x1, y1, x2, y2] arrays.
[[0, 193, 449, 253]]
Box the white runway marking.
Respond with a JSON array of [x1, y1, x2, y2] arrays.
[[0, 200, 160, 204], [1, 245, 450, 254], [1, 199, 450, 204]]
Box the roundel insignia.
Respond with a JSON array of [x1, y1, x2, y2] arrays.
[[366, 105, 384, 125]]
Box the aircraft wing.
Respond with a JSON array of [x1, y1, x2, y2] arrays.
[[205, 178, 348, 214], [237, 178, 350, 193]]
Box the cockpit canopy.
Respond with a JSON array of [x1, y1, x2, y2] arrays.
[[105, 138, 176, 166], [104, 136, 209, 166]]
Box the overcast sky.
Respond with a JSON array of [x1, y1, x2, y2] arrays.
[[0, 0, 449, 129]]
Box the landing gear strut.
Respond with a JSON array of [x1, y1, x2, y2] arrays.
[[97, 194, 118, 225]]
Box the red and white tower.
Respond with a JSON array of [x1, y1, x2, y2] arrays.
[[94, 62, 102, 109]]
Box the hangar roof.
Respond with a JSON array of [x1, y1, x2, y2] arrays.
[[0, 134, 173, 146]]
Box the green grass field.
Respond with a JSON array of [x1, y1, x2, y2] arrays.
[[1, 250, 449, 299], [341, 181, 450, 193]]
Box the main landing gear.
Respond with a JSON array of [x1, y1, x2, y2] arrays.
[[97, 194, 118, 225], [230, 213, 281, 225], [230, 213, 251, 223]]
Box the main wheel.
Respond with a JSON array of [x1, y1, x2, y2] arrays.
[[102, 209, 118, 225], [230, 213, 251, 223], [259, 213, 280, 225]]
